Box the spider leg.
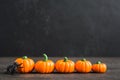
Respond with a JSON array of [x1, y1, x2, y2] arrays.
[[18, 63, 22, 66]]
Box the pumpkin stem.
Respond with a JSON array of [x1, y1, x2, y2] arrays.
[[23, 56, 28, 59], [82, 58, 86, 61], [43, 53, 48, 61], [97, 61, 101, 64], [64, 57, 68, 62]]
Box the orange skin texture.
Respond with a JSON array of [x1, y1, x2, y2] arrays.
[[75, 60, 92, 73], [92, 63, 107, 73], [35, 60, 54, 73], [55, 59, 75, 73], [15, 58, 35, 73]]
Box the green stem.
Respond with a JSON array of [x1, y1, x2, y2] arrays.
[[43, 53, 48, 61], [23, 56, 28, 59], [97, 61, 101, 64], [64, 57, 68, 62], [82, 58, 86, 61]]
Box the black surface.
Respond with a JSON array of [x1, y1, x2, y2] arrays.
[[0, 57, 120, 80], [0, 0, 120, 57]]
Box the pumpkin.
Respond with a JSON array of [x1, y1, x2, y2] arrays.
[[92, 61, 107, 73], [75, 58, 92, 73], [55, 57, 75, 73], [34, 54, 54, 73], [15, 56, 35, 73]]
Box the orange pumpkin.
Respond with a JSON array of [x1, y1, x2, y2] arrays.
[[75, 58, 92, 73], [92, 61, 107, 73], [15, 56, 35, 73], [55, 57, 75, 73], [35, 54, 54, 73]]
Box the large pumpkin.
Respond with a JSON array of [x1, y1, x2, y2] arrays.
[[55, 57, 75, 73], [34, 54, 54, 73], [92, 61, 107, 73], [75, 58, 92, 73], [15, 56, 35, 73]]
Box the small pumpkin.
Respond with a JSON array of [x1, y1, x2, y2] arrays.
[[92, 61, 107, 73], [15, 56, 35, 73], [35, 54, 54, 73], [55, 57, 75, 73], [75, 58, 92, 73]]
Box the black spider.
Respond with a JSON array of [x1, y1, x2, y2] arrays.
[[6, 62, 22, 74]]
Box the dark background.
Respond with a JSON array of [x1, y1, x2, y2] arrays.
[[0, 0, 120, 57]]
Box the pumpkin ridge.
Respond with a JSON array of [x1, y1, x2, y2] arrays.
[[59, 60, 63, 72], [43, 62, 46, 73], [70, 61, 74, 72], [83, 62, 85, 71], [25, 60, 29, 73], [94, 64, 97, 72], [98, 64, 100, 72], [49, 61, 52, 73], [100, 64, 102, 72], [97, 64, 100, 72], [104, 64, 107, 72], [35, 61, 41, 72], [80, 61, 82, 72], [85, 62, 87, 72], [68, 62, 71, 72], [38, 61, 42, 72], [65, 62, 69, 72], [27, 59, 31, 72], [47, 62, 50, 73], [62, 62, 65, 72], [87, 61, 91, 72], [25, 60, 30, 73], [23, 60, 25, 73], [48, 62, 50, 73], [101, 64, 104, 72]]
